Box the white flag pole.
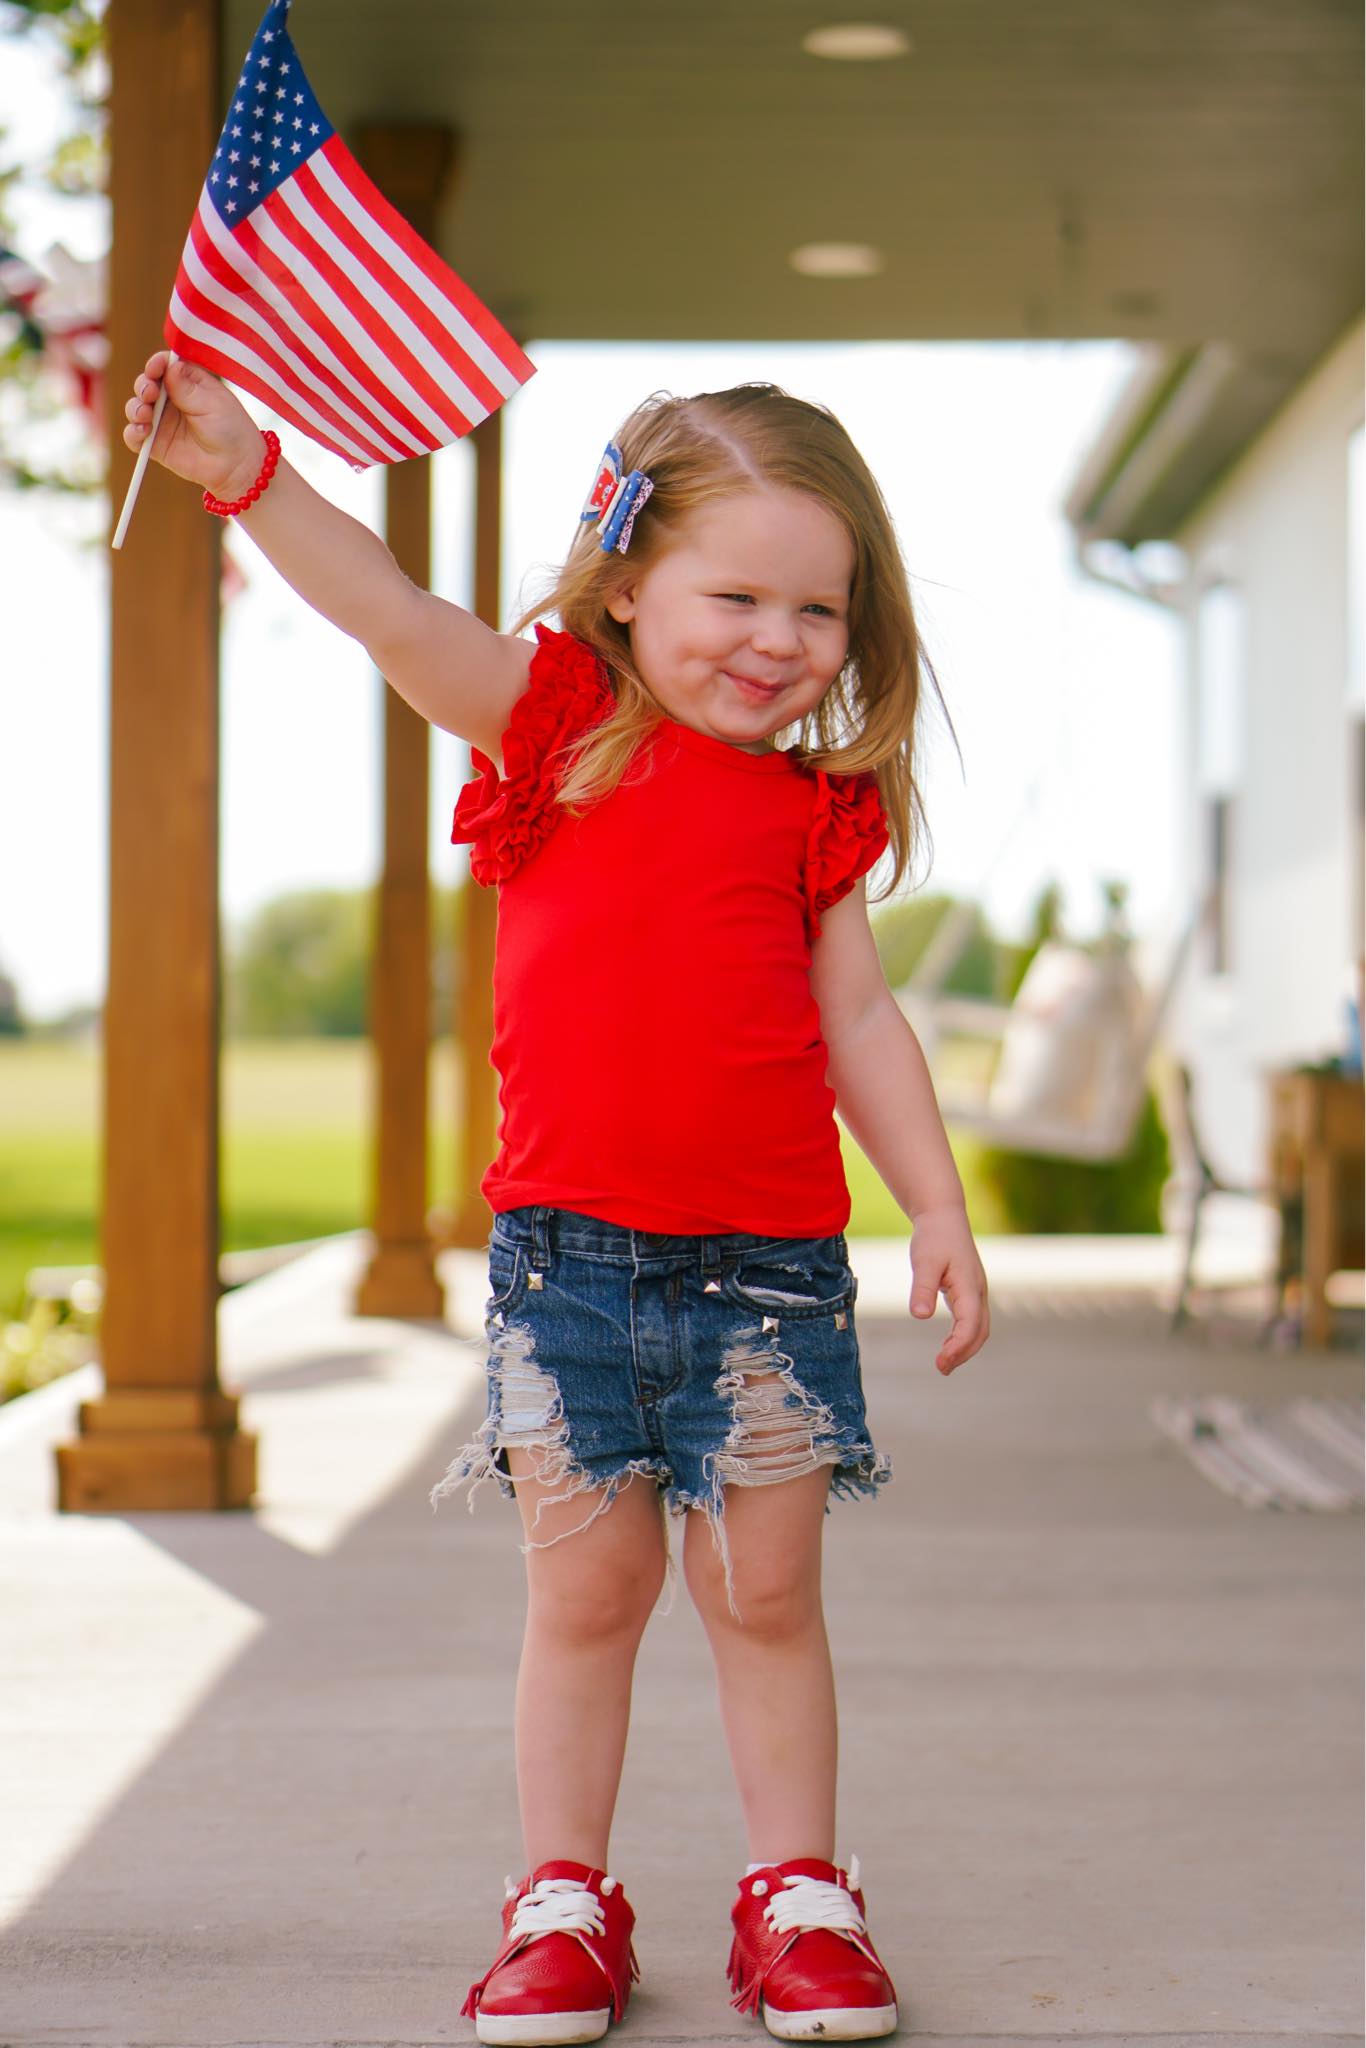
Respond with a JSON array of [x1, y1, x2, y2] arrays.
[[110, 350, 177, 551]]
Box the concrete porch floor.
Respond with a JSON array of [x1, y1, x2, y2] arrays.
[[0, 1219, 1360, 2048]]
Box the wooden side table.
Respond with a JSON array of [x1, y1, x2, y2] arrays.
[[1265, 1067, 1365, 1345]]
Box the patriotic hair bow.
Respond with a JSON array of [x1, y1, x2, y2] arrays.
[[580, 440, 654, 553]]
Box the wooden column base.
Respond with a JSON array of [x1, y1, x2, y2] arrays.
[[354, 1241, 446, 1319], [55, 1391, 258, 1512]]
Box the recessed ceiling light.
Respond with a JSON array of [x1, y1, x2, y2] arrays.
[[789, 242, 885, 278], [802, 23, 913, 60]]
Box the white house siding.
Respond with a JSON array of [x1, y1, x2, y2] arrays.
[[1172, 314, 1364, 1183]]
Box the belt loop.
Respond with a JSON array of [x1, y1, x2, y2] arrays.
[[532, 1207, 552, 1270], [701, 1234, 723, 1285]]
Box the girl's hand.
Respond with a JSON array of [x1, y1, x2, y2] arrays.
[[122, 350, 266, 500], [908, 1205, 990, 1374]]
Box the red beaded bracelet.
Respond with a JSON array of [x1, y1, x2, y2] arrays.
[[202, 429, 281, 518]]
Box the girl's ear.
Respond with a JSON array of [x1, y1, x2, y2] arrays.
[[605, 579, 637, 624]]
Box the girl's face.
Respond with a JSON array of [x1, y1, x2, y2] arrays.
[[605, 485, 855, 753]]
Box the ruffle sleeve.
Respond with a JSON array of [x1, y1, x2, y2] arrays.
[[451, 623, 616, 885], [803, 768, 890, 942]]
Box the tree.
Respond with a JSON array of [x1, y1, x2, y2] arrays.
[[224, 882, 466, 1040], [226, 888, 373, 1039], [0, 0, 107, 497], [870, 892, 1000, 999]]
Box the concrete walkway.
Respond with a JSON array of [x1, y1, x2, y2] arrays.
[[0, 1224, 1360, 2048]]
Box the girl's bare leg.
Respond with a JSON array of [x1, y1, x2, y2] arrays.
[[504, 1450, 668, 1870], [682, 1466, 837, 1863]]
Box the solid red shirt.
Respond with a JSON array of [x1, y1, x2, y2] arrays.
[[452, 625, 889, 1235]]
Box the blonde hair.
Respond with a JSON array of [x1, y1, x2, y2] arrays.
[[511, 382, 954, 900]]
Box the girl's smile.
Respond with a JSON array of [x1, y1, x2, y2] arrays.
[[725, 672, 788, 710], [606, 486, 855, 753]]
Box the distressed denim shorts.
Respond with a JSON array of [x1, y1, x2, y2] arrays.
[[429, 1204, 892, 1611]]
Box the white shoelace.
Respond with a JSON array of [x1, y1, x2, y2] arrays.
[[752, 1857, 866, 1938], [503, 1873, 617, 1942]]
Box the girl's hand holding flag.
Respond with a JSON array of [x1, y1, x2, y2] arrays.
[[123, 351, 268, 502]]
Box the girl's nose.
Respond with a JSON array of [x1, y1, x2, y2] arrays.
[[750, 608, 802, 657]]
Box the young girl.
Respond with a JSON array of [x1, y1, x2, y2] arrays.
[[124, 355, 991, 2046]]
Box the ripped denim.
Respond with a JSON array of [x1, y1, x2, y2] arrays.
[[430, 1206, 891, 1618]]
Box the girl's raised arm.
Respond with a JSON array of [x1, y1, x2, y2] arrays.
[[123, 351, 533, 758]]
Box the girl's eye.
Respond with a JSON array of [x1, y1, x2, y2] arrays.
[[714, 594, 840, 617]]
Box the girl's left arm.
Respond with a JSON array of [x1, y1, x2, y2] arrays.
[[811, 882, 991, 1375]]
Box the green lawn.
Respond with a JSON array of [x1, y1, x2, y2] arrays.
[[0, 1036, 1004, 1319]]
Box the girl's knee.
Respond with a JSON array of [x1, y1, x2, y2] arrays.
[[528, 1548, 666, 1643], [683, 1510, 822, 1639]]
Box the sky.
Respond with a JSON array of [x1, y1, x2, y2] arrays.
[[0, 23, 1184, 1024]]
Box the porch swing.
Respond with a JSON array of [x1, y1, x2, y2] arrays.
[[889, 780, 1214, 1165]]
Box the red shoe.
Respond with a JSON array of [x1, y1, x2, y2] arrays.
[[727, 1855, 898, 2041], [461, 1859, 640, 2045]]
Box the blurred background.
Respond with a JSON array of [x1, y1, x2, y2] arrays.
[[0, 0, 1361, 1398]]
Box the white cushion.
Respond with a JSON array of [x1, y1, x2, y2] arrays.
[[988, 940, 1145, 1127]]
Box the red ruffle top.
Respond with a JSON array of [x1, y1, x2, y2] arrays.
[[453, 624, 890, 1235]]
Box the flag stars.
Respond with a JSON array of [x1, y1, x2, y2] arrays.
[[276, 84, 287, 98], [292, 116, 302, 128], [233, 100, 244, 112], [262, 25, 275, 38], [229, 150, 240, 162], [251, 155, 262, 167], [294, 92, 304, 104], [252, 131, 263, 142], [290, 139, 302, 153], [309, 122, 320, 135], [225, 200, 237, 213], [248, 180, 260, 193], [270, 160, 281, 173], [227, 175, 238, 188], [273, 109, 284, 122], [231, 124, 241, 136]]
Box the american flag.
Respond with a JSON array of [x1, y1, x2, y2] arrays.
[[163, 0, 534, 468]]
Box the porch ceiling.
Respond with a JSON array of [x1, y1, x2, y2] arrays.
[[227, 0, 1362, 372]]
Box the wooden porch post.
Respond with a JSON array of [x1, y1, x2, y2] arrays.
[[352, 125, 455, 1318], [57, 0, 258, 1511], [449, 404, 503, 1247]]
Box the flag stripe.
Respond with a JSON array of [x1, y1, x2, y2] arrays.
[[178, 209, 404, 462], [296, 156, 502, 421], [168, 278, 389, 468], [162, 310, 364, 466], [193, 197, 429, 458], [237, 199, 440, 452], [261, 189, 473, 444], [314, 142, 532, 398], [246, 197, 450, 450]]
